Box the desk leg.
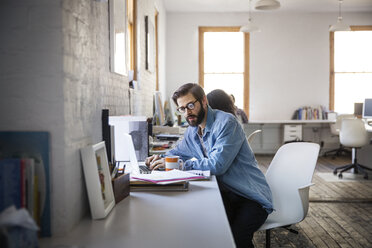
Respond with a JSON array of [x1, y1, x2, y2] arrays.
[[260, 124, 264, 150]]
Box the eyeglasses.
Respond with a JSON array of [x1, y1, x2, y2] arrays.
[[177, 100, 198, 114]]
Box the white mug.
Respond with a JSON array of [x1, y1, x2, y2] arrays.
[[165, 156, 183, 171]]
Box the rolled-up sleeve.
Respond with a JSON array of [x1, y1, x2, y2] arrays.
[[165, 129, 195, 163]]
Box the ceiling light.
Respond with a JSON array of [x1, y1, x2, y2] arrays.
[[240, 21, 260, 33], [255, 0, 280, 10], [240, 0, 260, 33], [329, 0, 351, 32]]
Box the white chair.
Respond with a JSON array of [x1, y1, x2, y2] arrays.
[[258, 142, 320, 248], [334, 118, 372, 179], [324, 114, 354, 157], [247, 129, 262, 144]]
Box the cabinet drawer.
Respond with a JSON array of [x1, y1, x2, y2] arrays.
[[284, 124, 302, 132], [283, 124, 302, 142]]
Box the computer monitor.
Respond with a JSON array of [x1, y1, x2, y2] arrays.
[[362, 98, 372, 119]]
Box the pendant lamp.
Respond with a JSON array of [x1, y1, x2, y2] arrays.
[[255, 0, 280, 10], [240, 0, 260, 33], [329, 0, 351, 32]]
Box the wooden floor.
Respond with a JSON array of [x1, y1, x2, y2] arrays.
[[253, 155, 372, 248]]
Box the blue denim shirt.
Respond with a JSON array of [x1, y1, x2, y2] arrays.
[[166, 106, 273, 213]]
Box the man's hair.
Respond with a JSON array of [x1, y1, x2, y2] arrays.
[[172, 83, 205, 106]]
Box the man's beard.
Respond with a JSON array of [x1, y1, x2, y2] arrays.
[[186, 105, 205, 127]]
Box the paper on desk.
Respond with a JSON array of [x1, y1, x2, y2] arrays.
[[187, 170, 211, 178], [131, 169, 205, 184]]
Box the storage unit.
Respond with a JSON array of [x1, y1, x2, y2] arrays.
[[283, 124, 302, 143]]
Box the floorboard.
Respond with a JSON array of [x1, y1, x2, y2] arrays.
[[253, 154, 372, 248]]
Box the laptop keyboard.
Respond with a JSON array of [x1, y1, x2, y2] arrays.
[[139, 165, 152, 174]]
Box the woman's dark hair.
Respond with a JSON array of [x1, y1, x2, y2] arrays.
[[172, 83, 205, 106], [207, 89, 236, 116]]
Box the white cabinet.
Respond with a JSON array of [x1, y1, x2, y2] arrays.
[[283, 124, 302, 143]]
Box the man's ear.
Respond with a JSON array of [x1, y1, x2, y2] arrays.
[[202, 95, 208, 107]]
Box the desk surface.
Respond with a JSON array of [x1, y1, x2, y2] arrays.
[[40, 177, 235, 248], [366, 123, 372, 132]]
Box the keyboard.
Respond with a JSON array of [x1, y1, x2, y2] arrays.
[[139, 165, 152, 174]]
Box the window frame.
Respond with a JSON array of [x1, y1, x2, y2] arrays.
[[127, 0, 137, 79], [329, 25, 372, 111], [199, 27, 250, 118]]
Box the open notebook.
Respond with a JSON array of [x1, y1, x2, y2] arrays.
[[131, 170, 205, 184]]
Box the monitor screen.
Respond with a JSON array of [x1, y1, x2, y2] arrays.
[[362, 98, 372, 118]]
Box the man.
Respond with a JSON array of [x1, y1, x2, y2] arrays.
[[146, 83, 272, 248]]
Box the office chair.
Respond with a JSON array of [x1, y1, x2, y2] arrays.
[[334, 118, 372, 179], [247, 129, 262, 144], [323, 114, 354, 158], [258, 142, 320, 248]]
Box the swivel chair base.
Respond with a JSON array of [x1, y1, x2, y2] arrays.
[[324, 145, 351, 158], [333, 157, 372, 180]]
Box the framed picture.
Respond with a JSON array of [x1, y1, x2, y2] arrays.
[[109, 0, 128, 76], [145, 15, 155, 72], [80, 141, 115, 219]]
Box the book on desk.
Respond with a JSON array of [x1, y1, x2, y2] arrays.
[[130, 180, 189, 192], [129, 170, 211, 192]]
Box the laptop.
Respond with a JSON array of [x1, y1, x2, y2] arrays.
[[118, 133, 152, 175]]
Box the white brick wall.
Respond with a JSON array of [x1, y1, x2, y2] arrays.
[[61, 0, 130, 235], [134, 0, 158, 117], [0, 0, 163, 236]]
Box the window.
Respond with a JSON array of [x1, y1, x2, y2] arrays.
[[199, 27, 249, 117], [109, 0, 136, 77], [330, 26, 372, 114], [109, 0, 128, 76]]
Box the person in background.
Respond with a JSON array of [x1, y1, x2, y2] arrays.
[[230, 94, 248, 124], [206, 89, 236, 116], [146, 83, 272, 248]]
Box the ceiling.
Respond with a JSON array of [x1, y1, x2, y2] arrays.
[[163, 0, 372, 13]]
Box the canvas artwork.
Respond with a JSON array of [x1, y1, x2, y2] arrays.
[[80, 142, 115, 219]]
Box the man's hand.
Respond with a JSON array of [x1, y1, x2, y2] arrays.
[[145, 154, 165, 170]]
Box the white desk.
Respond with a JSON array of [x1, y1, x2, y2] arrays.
[[357, 123, 372, 169], [40, 177, 235, 248], [249, 120, 335, 124], [245, 120, 335, 154], [365, 122, 372, 133]]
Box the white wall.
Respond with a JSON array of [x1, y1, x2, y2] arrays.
[[166, 12, 372, 120], [134, 0, 167, 113]]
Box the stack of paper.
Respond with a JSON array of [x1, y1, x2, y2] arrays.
[[131, 170, 205, 185]]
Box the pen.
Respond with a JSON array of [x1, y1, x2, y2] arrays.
[[111, 162, 119, 178]]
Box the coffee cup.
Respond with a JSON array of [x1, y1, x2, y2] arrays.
[[165, 156, 183, 171]]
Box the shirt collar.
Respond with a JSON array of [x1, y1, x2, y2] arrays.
[[203, 105, 215, 135]]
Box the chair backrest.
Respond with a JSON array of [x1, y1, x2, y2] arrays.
[[330, 114, 355, 135], [247, 129, 262, 143], [265, 142, 320, 226], [339, 118, 369, 148]]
